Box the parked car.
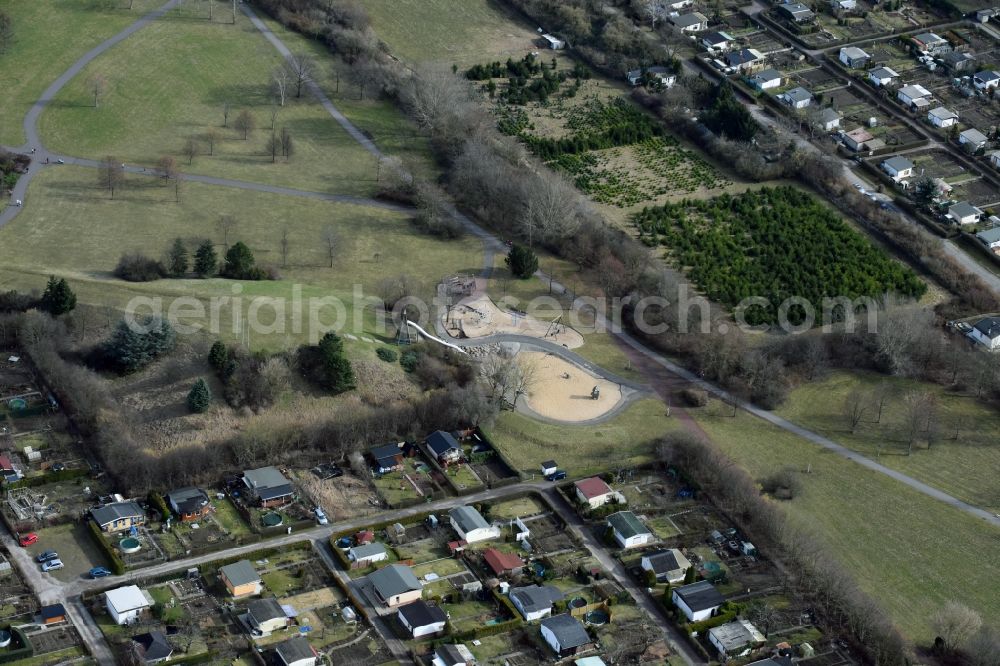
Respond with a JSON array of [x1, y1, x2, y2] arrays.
[[546, 470, 567, 481], [314, 507, 329, 525], [89, 567, 112, 579], [36, 550, 59, 563], [41, 559, 64, 572], [18, 533, 38, 547]]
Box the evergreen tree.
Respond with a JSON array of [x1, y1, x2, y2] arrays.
[[701, 81, 758, 142], [317, 332, 355, 392], [222, 241, 257, 279], [300, 332, 355, 392], [103, 315, 175, 373], [913, 176, 936, 210], [40, 276, 76, 315], [168, 238, 188, 277], [208, 340, 229, 373], [187, 378, 212, 413], [505, 244, 538, 279], [684, 565, 697, 584], [193, 241, 218, 278]]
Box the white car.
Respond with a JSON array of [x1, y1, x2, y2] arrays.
[[41, 559, 64, 572], [314, 507, 329, 525]]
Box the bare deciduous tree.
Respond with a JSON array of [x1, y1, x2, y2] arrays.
[[217, 214, 237, 247], [480, 350, 537, 408], [931, 601, 982, 653], [279, 228, 290, 268], [222, 102, 231, 127], [99, 156, 124, 198], [321, 225, 338, 268], [272, 66, 289, 106], [968, 626, 1000, 666], [843, 387, 868, 433], [522, 172, 581, 247], [157, 155, 177, 183], [266, 132, 281, 163], [233, 109, 255, 140], [285, 54, 315, 98], [875, 306, 933, 375], [182, 137, 199, 165], [280, 127, 294, 159], [87, 73, 108, 108], [349, 57, 382, 100], [205, 128, 221, 155], [268, 104, 280, 131], [903, 390, 937, 455], [871, 380, 892, 423]]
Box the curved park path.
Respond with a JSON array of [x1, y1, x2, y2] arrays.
[[0, 2, 997, 661]]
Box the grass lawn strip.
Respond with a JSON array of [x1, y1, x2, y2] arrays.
[[693, 409, 1000, 641], [776, 370, 1000, 512], [488, 398, 677, 476]]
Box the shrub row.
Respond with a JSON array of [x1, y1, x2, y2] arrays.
[[7, 467, 89, 489], [86, 519, 126, 575], [148, 491, 170, 521], [0, 626, 32, 663]]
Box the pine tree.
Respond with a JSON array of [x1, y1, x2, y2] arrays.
[[193, 241, 218, 277], [103, 316, 176, 373], [168, 238, 188, 277], [208, 340, 229, 373], [187, 378, 212, 413], [40, 276, 76, 315], [222, 241, 256, 279], [505, 244, 538, 279], [316, 332, 355, 392], [684, 565, 696, 584]]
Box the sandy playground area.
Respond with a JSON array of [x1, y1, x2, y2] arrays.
[[518, 351, 622, 422], [444, 294, 584, 349]]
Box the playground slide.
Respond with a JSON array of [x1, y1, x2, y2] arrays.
[[405, 320, 468, 354]]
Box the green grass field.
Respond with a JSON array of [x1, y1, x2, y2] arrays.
[[0, 166, 480, 349], [37, 9, 380, 195], [358, 0, 540, 66], [776, 370, 1000, 512], [256, 14, 439, 181], [693, 408, 1000, 641], [487, 398, 676, 477], [0, 0, 163, 146]]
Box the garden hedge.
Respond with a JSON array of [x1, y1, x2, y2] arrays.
[[86, 520, 126, 575]]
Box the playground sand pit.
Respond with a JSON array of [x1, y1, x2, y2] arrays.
[[444, 295, 584, 348], [518, 352, 622, 422]]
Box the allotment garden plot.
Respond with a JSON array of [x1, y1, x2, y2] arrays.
[[466, 55, 733, 219]]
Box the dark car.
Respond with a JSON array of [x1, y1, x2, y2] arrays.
[[36, 550, 59, 563], [546, 471, 567, 481], [89, 567, 112, 579]]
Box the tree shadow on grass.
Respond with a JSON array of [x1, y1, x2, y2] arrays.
[[202, 83, 272, 109]]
